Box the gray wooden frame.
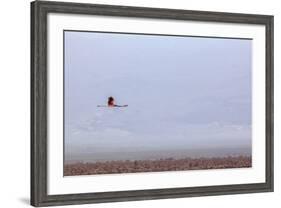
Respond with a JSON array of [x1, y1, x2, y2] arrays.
[[31, 0, 274, 207]]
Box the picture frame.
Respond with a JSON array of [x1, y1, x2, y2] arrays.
[[31, 0, 274, 207]]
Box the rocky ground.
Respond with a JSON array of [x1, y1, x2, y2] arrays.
[[64, 156, 251, 176]]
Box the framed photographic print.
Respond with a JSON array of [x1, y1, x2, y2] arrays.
[[31, 0, 274, 207]]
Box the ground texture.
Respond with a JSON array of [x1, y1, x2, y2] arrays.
[[64, 156, 251, 176]]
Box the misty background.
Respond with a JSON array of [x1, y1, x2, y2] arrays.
[[64, 31, 252, 163]]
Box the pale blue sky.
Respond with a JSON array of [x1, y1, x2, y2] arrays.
[[64, 31, 252, 162]]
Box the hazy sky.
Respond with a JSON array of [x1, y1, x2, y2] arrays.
[[64, 31, 252, 162]]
